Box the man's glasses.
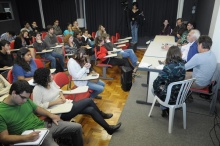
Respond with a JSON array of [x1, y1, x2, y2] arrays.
[[19, 94, 29, 100]]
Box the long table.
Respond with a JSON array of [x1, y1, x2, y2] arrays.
[[136, 35, 175, 104]]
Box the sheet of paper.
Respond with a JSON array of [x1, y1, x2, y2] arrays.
[[73, 74, 99, 80], [0, 66, 12, 70], [0, 94, 8, 102], [36, 49, 53, 54], [14, 129, 49, 145], [117, 44, 126, 47], [104, 54, 117, 58], [156, 65, 164, 70], [50, 45, 63, 48]]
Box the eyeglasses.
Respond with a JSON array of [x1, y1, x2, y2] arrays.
[[19, 94, 29, 100]]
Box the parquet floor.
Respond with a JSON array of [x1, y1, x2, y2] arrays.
[[67, 49, 145, 146]]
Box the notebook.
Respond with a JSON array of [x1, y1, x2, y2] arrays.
[[14, 129, 49, 145], [47, 99, 73, 114], [62, 86, 88, 94]]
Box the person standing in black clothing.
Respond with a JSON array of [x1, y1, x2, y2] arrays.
[[0, 40, 13, 68], [129, 2, 142, 44]]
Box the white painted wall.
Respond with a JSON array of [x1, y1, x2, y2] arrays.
[[209, 0, 220, 63]]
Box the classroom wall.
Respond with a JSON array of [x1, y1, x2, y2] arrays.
[[209, 0, 220, 63], [0, 0, 21, 35]]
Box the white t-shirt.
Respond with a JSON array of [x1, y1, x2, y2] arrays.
[[33, 81, 61, 109]]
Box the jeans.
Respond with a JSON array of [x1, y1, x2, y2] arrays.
[[41, 52, 64, 69], [118, 49, 138, 67], [87, 79, 105, 98], [61, 98, 110, 130], [131, 22, 138, 44], [42, 121, 83, 146]]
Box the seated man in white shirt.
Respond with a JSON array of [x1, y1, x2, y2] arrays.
[[181, 29, 200, 62]]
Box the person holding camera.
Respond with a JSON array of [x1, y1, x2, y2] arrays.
[[129, 2, 143, 44]]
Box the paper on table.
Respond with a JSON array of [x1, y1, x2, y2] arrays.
[[117, 44, 126, 47], [36, 49, 53, 54], [50, 45, 63, 48], [138, 62, 152, 68], [104, 54, 117, 58], [156, 65, 164, 70], [114, 40, 129, 45], [14, 129, 49, 145], [113, 48, 122, 52], [47, 100, 73, 114], [62, 86, 88, 94]]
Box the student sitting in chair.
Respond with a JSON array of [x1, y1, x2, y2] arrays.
[[12, 48, 37, 82], [153, 46, 186, 117], [33, 32, 64, 70], [185, 35, 217, 89], [0, 80, 83, 146], [33, 68, 121, 135], [67, 53, 105, 99], [102, 33, 139, 70]]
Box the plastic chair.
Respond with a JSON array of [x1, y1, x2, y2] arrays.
[[94, 47, 113, 80], [41, 32, 47, 40], [148, 78, 195, 133], [7, 69, 13, 84], [10, 41, 15, 49], [57, 36, 63, 43], [53, 72, 90, 101], [92, 32, 96, 38], [34, 59, 45, 68], [111, 36, 116, 43], [116, 32, 120, 42]]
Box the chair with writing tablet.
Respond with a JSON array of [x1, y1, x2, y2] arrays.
[[148, 78, 195, 133], [94, 47, 113, 80], [53, 72, 90, 101], [7, 69, 13, 84]]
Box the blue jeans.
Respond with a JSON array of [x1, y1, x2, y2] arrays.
[[118, 49, 138, 67], [41, 52, 64, 69], [131, 22, 138, 43], [87, 80, 105, 98]]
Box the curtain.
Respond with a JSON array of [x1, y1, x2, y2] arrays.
[[16, 0, 42, 30], [85, 0, 178, 37], [42, 0, 77, 32]]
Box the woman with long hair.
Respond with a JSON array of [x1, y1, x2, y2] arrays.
[[67, 53, 104, 99], [12, 48, 37, 82], [153, 46, 185, 117], [63, 34, 79, 55], [33, 68, 121, 135], [160, 19, 171, 35], [14, 30, 35, 58], [95, 25, 106, 38]]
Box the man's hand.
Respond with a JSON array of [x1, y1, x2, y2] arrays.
[[25, 131, 41, 142], [49, 114, 61, 125]]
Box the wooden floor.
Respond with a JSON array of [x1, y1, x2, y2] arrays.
[[68, 49, 145, 146]]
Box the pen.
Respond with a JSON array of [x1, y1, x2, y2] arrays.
[[148, 64, 152, 68]]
